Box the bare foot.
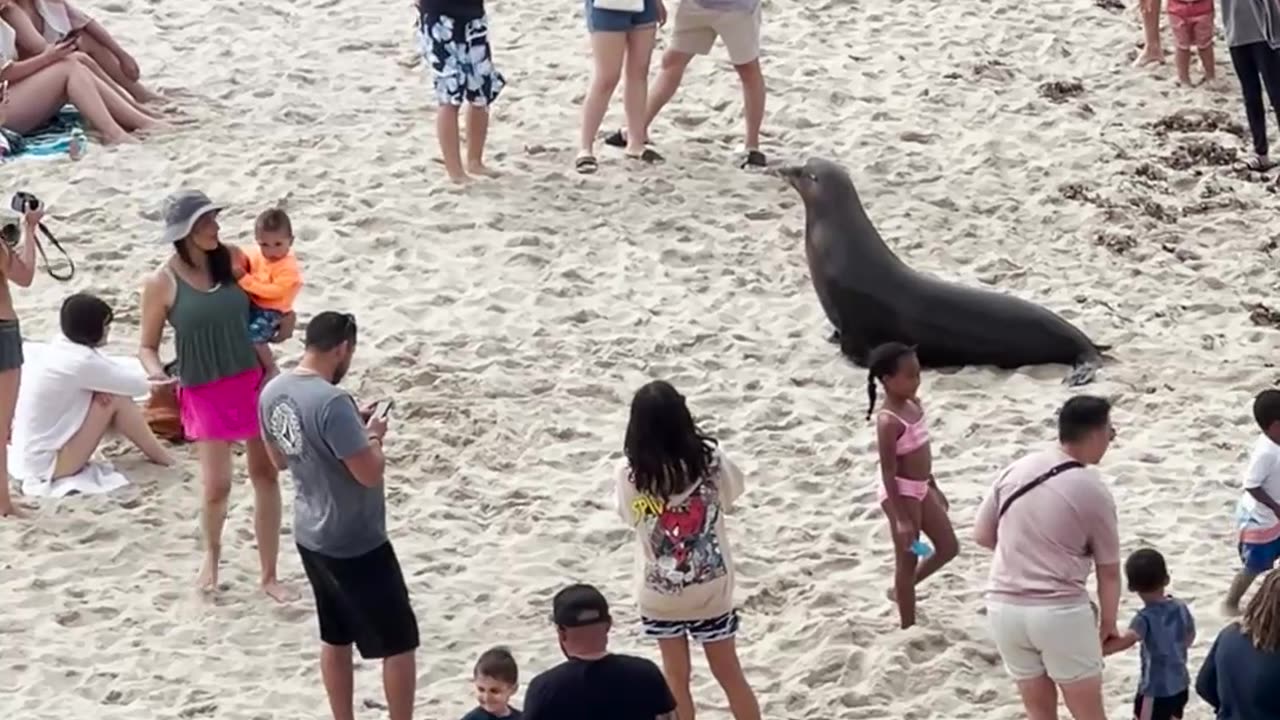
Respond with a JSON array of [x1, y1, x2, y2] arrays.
[[196, 556, 218, 594], [466, 162, 499, 178], [0, 501, 26, 518], [262, 579, 297, 603], [1133, 53, 1163, 67], [446, 170, 470, 184]]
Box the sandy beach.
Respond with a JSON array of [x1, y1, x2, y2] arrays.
[[1, 0, 1278, 717]]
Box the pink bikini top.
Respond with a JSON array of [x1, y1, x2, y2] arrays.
[[880, 404, 930, 456]]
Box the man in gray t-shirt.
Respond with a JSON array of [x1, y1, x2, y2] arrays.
[[257, 311, 418, 720], [260, 369, 385, 557]]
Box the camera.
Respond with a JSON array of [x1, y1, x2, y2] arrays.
[[10, 192, 39, 213]]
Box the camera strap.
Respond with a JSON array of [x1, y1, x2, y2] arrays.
[[35, 222, 74, 281]]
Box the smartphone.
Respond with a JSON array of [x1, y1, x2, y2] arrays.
[[1, 81, 9, 103], [61, 29, 82, 44], [371, 399, 394, 422]]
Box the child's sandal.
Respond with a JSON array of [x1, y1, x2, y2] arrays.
[[575, 154, 599, 174]]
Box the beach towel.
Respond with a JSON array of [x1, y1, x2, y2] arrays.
[[0, 108, 86, 161]]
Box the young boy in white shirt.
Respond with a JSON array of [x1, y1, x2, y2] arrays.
[[1224, 389, 1280, 614]]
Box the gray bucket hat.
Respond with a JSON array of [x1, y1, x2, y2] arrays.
[[160, 190, 223, 245]]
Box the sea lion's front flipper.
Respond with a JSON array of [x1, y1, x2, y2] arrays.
[[1063, 361, 1100, 386]]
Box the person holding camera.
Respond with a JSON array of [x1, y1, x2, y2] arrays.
[[0, 200, 40, 517], [0, 2, 157, 144], [137, 190, 290, 602], [258, 311, 419, 720]]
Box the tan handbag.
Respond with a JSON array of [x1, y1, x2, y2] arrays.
[[144, 382, 185, 444]]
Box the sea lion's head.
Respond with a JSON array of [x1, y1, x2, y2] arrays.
[[778, 158, 856, 207]]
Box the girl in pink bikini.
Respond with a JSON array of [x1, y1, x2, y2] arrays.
[[867, 342, 958, 628]]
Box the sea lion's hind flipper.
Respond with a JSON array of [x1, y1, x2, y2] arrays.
[[1063, 360, 1100, 386]]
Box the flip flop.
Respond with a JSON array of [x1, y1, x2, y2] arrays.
[[604, 129, 627, 148], [626, 147, 664, 164], [740, 149, 767, 169], [1243, 155, 1275, 171], [575, 154, 599, 174]]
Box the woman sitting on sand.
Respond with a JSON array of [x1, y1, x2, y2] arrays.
[[13, 0, 157, 103], [137, 190, 289, 601], [9, 293, 172, 491], [0, 2, 156, 143], [576, 0, 667, 173]]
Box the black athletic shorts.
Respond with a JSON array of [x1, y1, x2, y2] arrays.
[[1133, 689, 1188, 720], [297, 541, 419, 659]]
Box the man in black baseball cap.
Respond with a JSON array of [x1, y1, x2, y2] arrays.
[[524, 583, 677, 720]]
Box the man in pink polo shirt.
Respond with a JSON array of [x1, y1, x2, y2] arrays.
[[603, 0, 767, 168], [974, 395, 1121, 720]]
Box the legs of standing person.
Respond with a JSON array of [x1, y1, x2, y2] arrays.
[[1230, 44, 1271, 168], [52, 392, 172, 478], [717, 5, 766, 164], [4, 58, 132, 142], [1136, 0, 1163, 65], [1252, 42, 1280, 165], [881, 496, 922, 628], [252, 344, 278, 379], [421, 14, 468, 182], [622, 25, 658, 158], [703, 632, 762, 720], [72, 32, 161, 104], [246, 436, 290, 602], [1223, 538, 1277, 613], [320, 643, 357, 720], [463, 16, 504, 177], [196, 440, 233, 591], [578, 30, 627, 171], [1197, 42, 1217, 83], [656, 635, 695, 720], [0, 366, 19, 517], [914, 486, 959, 585]]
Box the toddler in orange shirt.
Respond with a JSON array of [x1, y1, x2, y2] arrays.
[[239, 208, 302, 375]]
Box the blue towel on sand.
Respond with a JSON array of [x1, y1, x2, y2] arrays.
[[1, 107, 86, 160]]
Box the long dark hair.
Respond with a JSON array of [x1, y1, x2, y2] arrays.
[[623, 380, 719, 500], [866, 342, 916, 420], [174, 240, 235, 286]]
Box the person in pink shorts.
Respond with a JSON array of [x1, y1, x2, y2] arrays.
[[1169, 0, 1216, 85]]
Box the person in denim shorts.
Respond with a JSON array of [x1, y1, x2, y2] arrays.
[[416, 0, 505, 183], [575, 0, 667, 174]]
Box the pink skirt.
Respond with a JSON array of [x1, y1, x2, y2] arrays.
[[178, 367, 264, 442]]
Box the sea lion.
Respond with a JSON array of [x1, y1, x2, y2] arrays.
[[779, 158, 1107, 385]]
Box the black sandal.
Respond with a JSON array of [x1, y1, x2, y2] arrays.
[[626, 147, 664, 164], [1243, 155, 1275, 171], [604, 129, 627, 148], [575, 154, 599, 174], [740, 149, 767, 169]]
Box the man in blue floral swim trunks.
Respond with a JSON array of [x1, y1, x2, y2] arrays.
[[417, 0, 506, 183]]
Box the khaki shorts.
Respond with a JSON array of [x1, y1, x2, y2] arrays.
[[986, 601, 1103, 683], [670, 0, 762, 66]]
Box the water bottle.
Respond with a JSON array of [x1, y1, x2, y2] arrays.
[[910, 539, 934, 558]]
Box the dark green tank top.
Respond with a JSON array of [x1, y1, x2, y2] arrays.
[[166, 270, 258, 387]]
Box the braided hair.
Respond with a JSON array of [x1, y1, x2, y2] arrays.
[[866, 342, 916, 420], [1242, 570, 1280, 652]]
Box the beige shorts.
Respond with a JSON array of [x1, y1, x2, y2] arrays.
[[986, 601, 1103, 683], [670, 0, 762, 66]]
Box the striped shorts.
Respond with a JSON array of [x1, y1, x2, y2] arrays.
[[641, 610, 739, 644]]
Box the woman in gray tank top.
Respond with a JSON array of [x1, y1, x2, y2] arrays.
[[137, 190, 292, 602], [0, 203, 41, 517]]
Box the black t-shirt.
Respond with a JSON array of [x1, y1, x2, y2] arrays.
[[418, 0, 485, 21], [459, 708, 522, 720], [523, 654, 676, 720]]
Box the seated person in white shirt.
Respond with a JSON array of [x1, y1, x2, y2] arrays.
[[10, 293, 172, 482]]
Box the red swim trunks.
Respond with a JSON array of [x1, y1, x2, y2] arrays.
[[1168, 0, 1214, 50]]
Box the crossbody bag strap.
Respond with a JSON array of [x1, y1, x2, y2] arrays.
[[997, 460, 1084, 519]]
